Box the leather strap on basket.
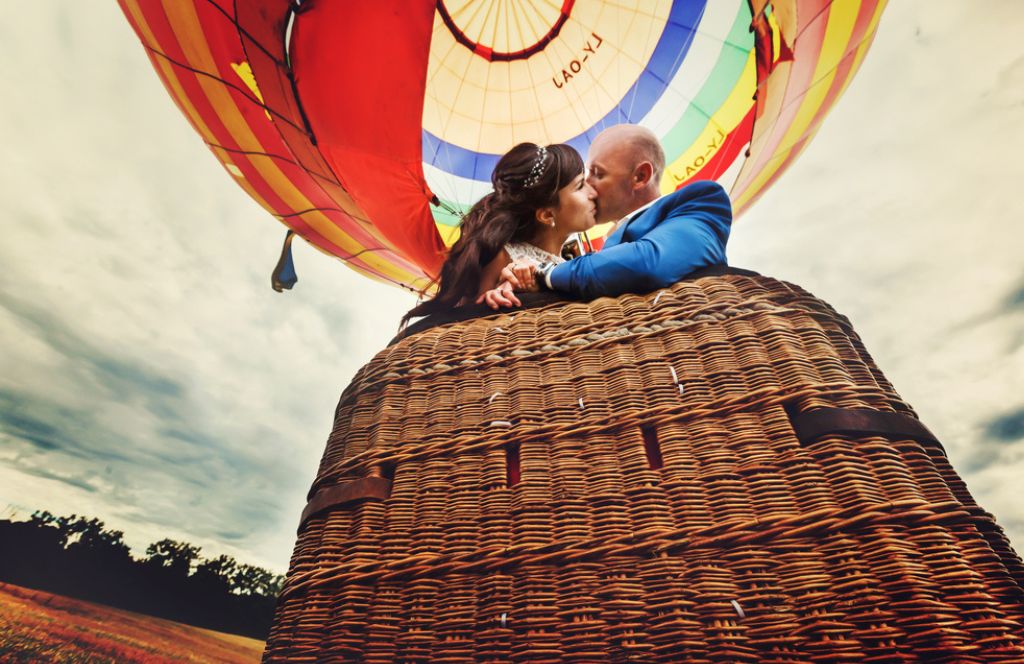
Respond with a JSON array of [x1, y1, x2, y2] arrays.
[[790, 407, 945, 455], [299, 477, 392, 532]]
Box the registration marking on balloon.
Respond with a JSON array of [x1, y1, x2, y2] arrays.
[[670, 127, 726, 183], [551, 32, 604, 89], [663, 48, 757, 190]]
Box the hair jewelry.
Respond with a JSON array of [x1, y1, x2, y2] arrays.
[[523, 145, 549, 188]]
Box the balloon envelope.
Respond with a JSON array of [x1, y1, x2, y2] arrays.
[[119, 0, 886, 291]]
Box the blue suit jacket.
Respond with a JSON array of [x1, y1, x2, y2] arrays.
[[548, 180, 733, 299]]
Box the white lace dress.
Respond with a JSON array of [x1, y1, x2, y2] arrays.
[[504, 242, 565, 265]]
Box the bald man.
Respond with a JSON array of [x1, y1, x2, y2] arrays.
[[485, 124, 732, 306]]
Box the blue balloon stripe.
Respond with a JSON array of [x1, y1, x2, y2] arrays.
[[424, 0, 708, 185]]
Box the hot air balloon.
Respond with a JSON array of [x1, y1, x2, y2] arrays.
[[119, 0, 884, 292], [119, 2, 1024, 661]]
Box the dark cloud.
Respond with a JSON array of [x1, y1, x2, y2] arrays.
[[1, 405, 63, 452], [0, 290, 185, 409], [0, 388, 125, 462], [216, 530, 250, 542], [1003, 277, 1024, 311], [985, 408, 1024, 443], [17, 466, 98, 494], [940, 274, 1024, 342], [961, 407, 1024, 473]]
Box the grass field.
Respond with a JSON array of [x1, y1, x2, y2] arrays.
[[0, 582, 265, 663]]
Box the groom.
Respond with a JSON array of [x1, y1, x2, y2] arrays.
[[481, 124, 732, 307]]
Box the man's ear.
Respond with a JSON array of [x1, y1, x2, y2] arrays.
[[535, 206, 556, 227], [633, 161, 655, 189]]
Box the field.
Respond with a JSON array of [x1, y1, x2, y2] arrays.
[[0, 582, 264, 663]]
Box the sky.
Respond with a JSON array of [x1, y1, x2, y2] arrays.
[[1, 2, 1021, 574]]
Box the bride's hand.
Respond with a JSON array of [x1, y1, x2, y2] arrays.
[[500, 261, 539, 292], [476, 280, 521, 309]]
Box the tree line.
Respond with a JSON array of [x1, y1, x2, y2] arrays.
[[0, 511, 283, 639]]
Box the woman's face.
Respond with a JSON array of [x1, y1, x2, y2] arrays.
[[550, 172, 598, 235]]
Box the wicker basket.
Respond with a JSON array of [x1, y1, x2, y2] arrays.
[[264, 273, 1024, 663]]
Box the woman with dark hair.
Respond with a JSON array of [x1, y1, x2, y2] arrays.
[[404, 142, 596, 322]]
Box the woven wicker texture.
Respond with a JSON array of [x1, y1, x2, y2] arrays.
[[264, 274, 1024, 663]]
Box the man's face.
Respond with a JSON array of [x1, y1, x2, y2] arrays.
[[585, 136, 638, 223]]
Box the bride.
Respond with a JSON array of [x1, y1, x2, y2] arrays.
[[404, 142, 596, 322]]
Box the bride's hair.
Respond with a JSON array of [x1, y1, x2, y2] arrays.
[[404, 142, 583, 323]]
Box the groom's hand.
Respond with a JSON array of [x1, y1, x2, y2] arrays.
[[476, 280, 521, 309]]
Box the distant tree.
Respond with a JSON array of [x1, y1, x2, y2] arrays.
[[234, 564, 275, 596], [62, 516, 131, 558], [145, 539, 201, 576], [29, 510, 66, 545], [268, 573, 285, 597], [29, 510, 57, 527], [53, 513, 81, 543], [1, 514, 65, 587], [193, 554, 238, 593], [4, 511, 282, 639], [51, 514, 87, 546]]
